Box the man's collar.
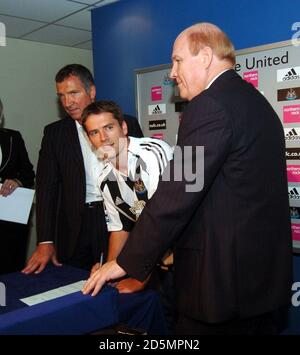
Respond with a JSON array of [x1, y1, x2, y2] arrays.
[[75, 120, 82, 129], [127, 136, 139, 155], [205, 69, 231, 90]]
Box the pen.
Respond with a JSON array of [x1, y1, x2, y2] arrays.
[[99, 252, 104, 268]]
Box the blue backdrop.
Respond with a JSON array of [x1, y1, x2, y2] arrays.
[[91, 0, 300, 115]]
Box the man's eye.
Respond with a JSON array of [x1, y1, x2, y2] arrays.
[[89, 131, 97, 137]]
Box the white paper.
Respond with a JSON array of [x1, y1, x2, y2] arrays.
[[20, 280, 86, 306], [0, 184, 35, 224]]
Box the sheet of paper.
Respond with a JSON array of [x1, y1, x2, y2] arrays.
[[20, 280, 86, 306], [0, 184, 35, 224]]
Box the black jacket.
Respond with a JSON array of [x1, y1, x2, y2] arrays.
[[118, 70, 293, 323], [0, 128, 34, 188], [36, 118, 85, 261]]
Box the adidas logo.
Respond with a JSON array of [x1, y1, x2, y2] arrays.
[[284, 127, 300, 140], [288, 187, 300, 199], [283, 68, 300, 81], [277, 66, 300, 82], [148, 103, 166, 116], [115, 197, 124, 205], [152, 105, 162, 114], [284, 68, 297, 77]]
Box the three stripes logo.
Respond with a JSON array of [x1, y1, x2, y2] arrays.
[[288, 186, 300, 199], [153, 105, 162, 114], [277, 67, 300, 82], [284, 127, 300, 141], [148, 104, 166, 116], [284, 68, 300, 81]]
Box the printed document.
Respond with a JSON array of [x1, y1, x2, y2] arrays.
[[0, 184, 35, 224], [20, 280, 86, 306]]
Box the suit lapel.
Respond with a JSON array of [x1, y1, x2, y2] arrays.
[[64, 118, 85, 180]]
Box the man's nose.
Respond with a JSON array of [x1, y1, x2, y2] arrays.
[[64, 95, 74, 107], [99, 130, 107, 142], [170, 66, 176, 79]]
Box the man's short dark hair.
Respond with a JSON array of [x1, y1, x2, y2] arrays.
[[82, 100, 124, 131], [55, 64, 95, 93]]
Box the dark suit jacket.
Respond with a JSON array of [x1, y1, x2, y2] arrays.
[[124, 114, 144, 138], [0, 128, 34, 187], [118, 70, 293, 323], [36, 118, 86, 261]]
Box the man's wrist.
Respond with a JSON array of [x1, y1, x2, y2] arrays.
[[13, 178, 23, 187]]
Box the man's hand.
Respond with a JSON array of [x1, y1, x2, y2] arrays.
[[82, 260, 126, 296], [0, 179, 20, 197], [90, 262, 100, 276], [115, 278, 147, 293], [22, 243, 62, 274]]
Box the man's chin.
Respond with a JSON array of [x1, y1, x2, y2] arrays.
[[96, 148, 115, 161]]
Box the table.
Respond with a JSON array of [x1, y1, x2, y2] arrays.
[[0, 265, 167, 335]]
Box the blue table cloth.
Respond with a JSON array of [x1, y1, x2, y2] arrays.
[[0, 265, 167, 335]]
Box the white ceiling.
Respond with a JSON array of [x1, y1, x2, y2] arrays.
[[0, 0, 120, 50]]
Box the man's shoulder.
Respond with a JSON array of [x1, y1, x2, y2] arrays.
[[0, 127, 19, 136], [129, 136, 172, 154], [44, 117, 73, 132], [0, 128, 24, 142]]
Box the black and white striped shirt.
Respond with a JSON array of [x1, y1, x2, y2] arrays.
[[99, 136, 173, 232]]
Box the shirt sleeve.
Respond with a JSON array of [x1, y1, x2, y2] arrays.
[[144, 140, 174, 198]]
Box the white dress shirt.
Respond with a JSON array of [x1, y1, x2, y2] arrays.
[[76, 121, 103, 203]]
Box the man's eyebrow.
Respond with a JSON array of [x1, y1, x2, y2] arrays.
[[87, 128, 98, 134], [172, 55, 182, 61]]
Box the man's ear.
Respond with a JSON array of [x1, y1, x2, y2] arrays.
[[199, 46, 213, 68], [90, 85, 96, 101], [122, 120, 128, 136]]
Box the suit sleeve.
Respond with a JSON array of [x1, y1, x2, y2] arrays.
[[14, 131, 35, 188], [124, 114, 144, 138], [117, 95, 233, 281], [36, 126, 60, 243]]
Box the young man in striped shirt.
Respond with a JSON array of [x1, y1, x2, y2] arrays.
[[82, 100, 173, 293]]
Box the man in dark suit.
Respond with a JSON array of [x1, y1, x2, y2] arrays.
[[0, 99, 35, 273], [82, 23, 293, 334], [23, 64, 143, 274]]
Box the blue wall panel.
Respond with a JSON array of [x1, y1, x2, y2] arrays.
[[92, 0, 300, 115]]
